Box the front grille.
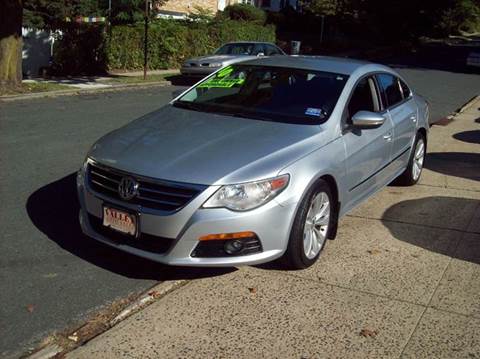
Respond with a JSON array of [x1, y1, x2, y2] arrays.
[[88, 215, 174, 254], [87, 162, 206, 212]]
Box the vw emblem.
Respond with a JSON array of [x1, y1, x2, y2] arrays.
[[118, 176, 138, 201]]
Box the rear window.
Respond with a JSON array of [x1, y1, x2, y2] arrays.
[[174, 64, 348, 124]]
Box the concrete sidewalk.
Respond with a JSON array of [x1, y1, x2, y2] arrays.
[[67, 100, 480, 358], [23, 69, 179, 90]]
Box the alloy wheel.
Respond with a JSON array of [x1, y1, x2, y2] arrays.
[[303, 192, 330, 259], [412, 138, 425, 181]]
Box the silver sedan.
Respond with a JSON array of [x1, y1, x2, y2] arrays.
[[77, 56, 429, 268], [180, 41, 285, 77]]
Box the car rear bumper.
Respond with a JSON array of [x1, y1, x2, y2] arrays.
[[77, 169, 296, 267]]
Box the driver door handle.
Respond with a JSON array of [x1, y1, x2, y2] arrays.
[[383, 132, 393, 142]]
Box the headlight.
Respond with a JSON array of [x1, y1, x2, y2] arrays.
[[203, 175, 289, 211], [208, 62, 223, 68]]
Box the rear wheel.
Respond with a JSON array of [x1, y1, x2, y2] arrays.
[[395, 133, 426, 186], [284, 180, 336, 269]]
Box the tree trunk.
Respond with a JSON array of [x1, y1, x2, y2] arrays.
[[0, 0, 23, 92]]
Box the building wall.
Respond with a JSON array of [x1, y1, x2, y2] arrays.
[[157, 0, 221, 14]]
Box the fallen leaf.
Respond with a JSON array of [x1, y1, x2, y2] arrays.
[[148, 290, 160, 298], [367, 249, 381, 255], [26, 304, 34, 313], [248, 287, 257, 294], [360, 328, 378, 338], [42, 273, 58, 278]]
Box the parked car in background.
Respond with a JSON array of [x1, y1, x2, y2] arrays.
[[180, 41, 285, 77], [78, 56, 429, 269], [466, 50, 480, 68]]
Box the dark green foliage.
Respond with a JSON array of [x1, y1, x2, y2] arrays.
[[105, 18, 275, 70], [53, 25, 107, 75], [221, 3, 267, 24], [23, 0, 104, 29], [52, 17, 275, 73]]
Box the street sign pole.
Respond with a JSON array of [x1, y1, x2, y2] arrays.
[[143, 0, 149, 80]]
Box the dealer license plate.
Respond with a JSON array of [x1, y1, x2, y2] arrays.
[[103, 206, 137, 236]]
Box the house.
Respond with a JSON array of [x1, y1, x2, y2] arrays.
[[155, 0, 298, 18]]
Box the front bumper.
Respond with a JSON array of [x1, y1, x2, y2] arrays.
[[180, 66, 217, 77], [77, 170, 297, 267]]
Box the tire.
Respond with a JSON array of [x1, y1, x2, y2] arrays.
[[394, 132, 426, 186], [284, 179, 337, 269]]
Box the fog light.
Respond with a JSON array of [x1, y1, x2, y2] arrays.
[[224, 239, 244, 255]]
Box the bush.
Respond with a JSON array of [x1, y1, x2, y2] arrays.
[[221, 4, 267, 24], [106, 18, 275, 70], [438, 0, 480, 35], [53, 25, 107, 75]]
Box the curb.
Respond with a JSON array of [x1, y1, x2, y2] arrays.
[[456, 95, 480, 114], [0, 81, 173, 103], [24, 279, 189, 359]]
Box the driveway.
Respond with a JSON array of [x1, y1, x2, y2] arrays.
[[0, 68, 479, 357]]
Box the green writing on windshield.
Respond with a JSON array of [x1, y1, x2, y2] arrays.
[[216, 66, 234, 78], [198, 78, 245, 88]]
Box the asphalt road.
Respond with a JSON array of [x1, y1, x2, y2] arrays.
[[1, 68, 479, 358]]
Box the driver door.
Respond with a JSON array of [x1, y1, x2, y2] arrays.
[[342, 76, 394, 211]]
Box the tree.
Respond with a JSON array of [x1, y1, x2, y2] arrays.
[[0, 0, 23, 91]]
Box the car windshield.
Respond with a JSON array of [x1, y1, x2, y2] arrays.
[[215, 43, 256, 56], [173, 64, 348, 124]]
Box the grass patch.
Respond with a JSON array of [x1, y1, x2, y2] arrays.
[[104, 73, 175, 84], [0, 82, 72, 96]]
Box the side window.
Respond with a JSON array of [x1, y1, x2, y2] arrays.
[[265, 45, 281, 56], [347, 77, 379, 120], [399, 79, 411, 99], [252, 44, 265, 55], [376, 73, 403, 108]]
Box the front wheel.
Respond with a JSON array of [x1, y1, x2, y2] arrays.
[[395, 133, 426, 186], [284, 180, 336, 269]]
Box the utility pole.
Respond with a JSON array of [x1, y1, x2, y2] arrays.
[[143, 0, 149, 80]]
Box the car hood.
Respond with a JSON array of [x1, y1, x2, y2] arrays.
[[88, 105, 327, 185]]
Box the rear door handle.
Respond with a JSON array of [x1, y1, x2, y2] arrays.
[[383, 132, 393, 142]]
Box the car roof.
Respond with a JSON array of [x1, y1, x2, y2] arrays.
[[241, 55, 373, 75]]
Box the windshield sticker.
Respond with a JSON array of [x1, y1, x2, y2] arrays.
[[305, 108, 323, 117], [216, 66, 234, 78], [198, 78, 245, 88]]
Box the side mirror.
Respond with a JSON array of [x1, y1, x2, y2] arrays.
[[351, 111, 385, 128], [257, 52, 265, 57]]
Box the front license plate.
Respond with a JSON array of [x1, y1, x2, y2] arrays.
[[103, 206, 137, 236]]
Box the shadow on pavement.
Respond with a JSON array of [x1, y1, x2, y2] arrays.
[[475, 118, 480, 124], [382, 197, 479, 264], [26, 173, 235, 281], [425, 152, 480, 182], [453, 130, 480, 144]]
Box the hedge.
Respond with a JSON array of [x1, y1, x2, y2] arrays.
[[106, 18, 276, 70]]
